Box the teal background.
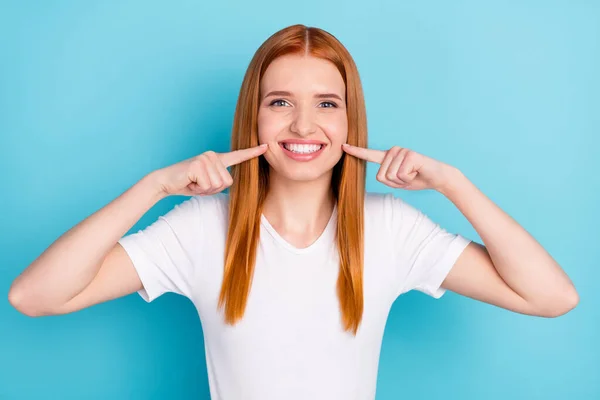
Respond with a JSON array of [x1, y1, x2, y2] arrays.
[[2, 1, 598, 399]]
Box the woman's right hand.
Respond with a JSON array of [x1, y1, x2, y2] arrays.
[[154, 144, 268, 196]]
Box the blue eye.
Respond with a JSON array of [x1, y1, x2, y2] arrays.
[[269, 99, 338, 108], [270, 99, 290, 107], [320, 101, 337, 108]]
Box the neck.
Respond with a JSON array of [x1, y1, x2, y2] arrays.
[[262, 168, 335, 235]]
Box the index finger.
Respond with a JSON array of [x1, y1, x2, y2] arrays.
[[342, 144, 386, 164], [219, 144, 268, 167]]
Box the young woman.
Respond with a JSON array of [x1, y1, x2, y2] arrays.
[[9, 24, 578, 399]]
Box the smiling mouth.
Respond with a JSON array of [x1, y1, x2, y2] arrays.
[[279, 142, 325, 154]]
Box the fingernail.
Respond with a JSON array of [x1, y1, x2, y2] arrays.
[[260, 143, 268, 148], [342, 143, 350, 148]]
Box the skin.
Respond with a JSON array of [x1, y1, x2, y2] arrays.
[[257, 54, 348, 248], [254, 53, 579, 317], [342, 141, 579, 318], [7, 53, 578, 319]]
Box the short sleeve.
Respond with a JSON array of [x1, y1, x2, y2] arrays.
[[389, 193, 472, 299], [118, 196, 202, 303]]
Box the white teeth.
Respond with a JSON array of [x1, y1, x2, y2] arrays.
[[282, 143, 323, 154]]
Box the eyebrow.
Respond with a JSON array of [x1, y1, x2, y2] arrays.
[[263, 90, 343, 102]]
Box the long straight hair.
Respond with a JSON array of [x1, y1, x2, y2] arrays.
[[218, 24, 368, 335]]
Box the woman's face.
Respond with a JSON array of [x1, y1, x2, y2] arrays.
[[258, 54, 348, 182]]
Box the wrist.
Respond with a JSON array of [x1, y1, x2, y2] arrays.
[[141, 170, 169, 202], [437, 166, 467, 197]]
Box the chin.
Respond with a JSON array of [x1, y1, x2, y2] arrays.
[[271, 163, 334, 183]]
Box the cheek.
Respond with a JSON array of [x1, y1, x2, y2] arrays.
[[257, 110, 286, 142], [322, 115, 348, 143]]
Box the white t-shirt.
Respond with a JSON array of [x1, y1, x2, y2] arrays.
[[118, 192, 471, 400]]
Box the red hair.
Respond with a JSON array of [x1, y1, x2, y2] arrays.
[[219, 24, 368, 335]]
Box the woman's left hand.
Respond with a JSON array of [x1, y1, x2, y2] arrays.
[[341, 144, 458, 192]]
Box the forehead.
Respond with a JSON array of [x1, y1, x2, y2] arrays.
[[260, 54, 345, 96]]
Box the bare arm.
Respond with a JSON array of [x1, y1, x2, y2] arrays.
[[439, 168, 578, 317], [8, 144, 268, 317], [8, 172, 166, 316], [341, 143, 578, 317]]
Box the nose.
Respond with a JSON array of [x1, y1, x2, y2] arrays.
[[289, 106, 317, 136]]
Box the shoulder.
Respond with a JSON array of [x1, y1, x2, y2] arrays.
[[364, 191, 401, 218], [364, 191, 425, 233], [364, 191, 397, 233], [190, 192, 229, 225], [192, 192, 229, 214], [365, 191, 394, 207], [162, 192, 229, 232]]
